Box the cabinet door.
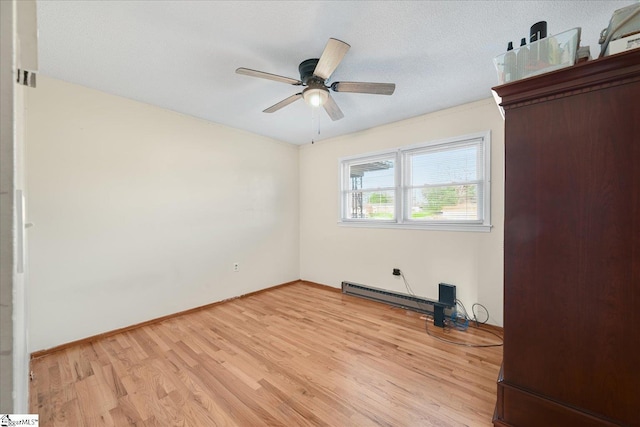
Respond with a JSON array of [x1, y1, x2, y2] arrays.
[[498, 49, 640, 426]]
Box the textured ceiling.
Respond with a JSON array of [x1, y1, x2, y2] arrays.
[[36, 1, 632, 145]]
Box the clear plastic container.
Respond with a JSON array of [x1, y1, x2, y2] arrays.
[[494, 27, 581, 84]]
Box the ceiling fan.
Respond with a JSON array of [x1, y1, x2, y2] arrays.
[[236, 38, 396, 121]]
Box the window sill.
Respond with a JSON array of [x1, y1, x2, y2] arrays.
[[337, 221, 493, 233]]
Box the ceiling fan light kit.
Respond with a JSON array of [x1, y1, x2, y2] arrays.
[[236, 38, 396, 121], [303, 85, 329, 107]]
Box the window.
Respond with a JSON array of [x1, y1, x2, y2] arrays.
[[339, 132, 491, 232], [342, 153, 397, 221]]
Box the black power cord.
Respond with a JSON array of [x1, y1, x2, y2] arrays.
[[425, 312, 503, 348], [399, 271, 503, 348]]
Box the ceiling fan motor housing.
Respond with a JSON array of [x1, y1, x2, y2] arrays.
[[299, 58, 321, 84]]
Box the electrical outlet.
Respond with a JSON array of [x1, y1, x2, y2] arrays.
[[233, 262, 239, 272]]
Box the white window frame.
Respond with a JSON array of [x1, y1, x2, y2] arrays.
[[340, 152, 399, 223], [338, 131, 491, 232]]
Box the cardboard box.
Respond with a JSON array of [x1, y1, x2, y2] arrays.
[[608, 32, 640, 55]]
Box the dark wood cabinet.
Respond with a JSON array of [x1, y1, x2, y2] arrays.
[[493, 49, 640, 427]]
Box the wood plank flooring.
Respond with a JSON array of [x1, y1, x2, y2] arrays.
[[30, 281, 503, 426]]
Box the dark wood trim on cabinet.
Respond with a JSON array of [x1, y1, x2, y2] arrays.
[[497, 382, 623, 427], [496, 50, 640, 109]]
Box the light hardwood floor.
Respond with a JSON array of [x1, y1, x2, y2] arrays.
[[30, 281, 503, 426]]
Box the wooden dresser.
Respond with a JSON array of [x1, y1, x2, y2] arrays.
[[493, 49, 640, 426]]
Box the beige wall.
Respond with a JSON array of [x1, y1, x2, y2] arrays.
[[26, 76, 300, 351], [25, 76, 504, 354], [299, 98, 505, 326]]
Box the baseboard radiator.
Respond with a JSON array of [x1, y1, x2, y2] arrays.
[[341, 281, 450, 316]]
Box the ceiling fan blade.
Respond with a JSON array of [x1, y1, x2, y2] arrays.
[[331, 81, 396, 95], [236, 67, 302, 85], [263, 93, 303, 113], [313, 38, 350, 81], [323, 94, 344, 121]]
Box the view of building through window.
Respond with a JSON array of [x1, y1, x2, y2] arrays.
[[346, 158, 395, 220], [340, 133, 490, 230]]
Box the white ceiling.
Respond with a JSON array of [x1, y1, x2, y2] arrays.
[[36, 1, 631, 145]]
